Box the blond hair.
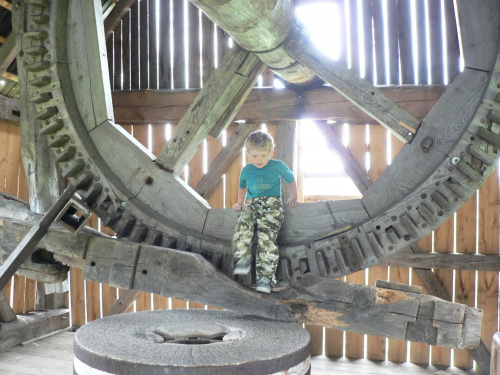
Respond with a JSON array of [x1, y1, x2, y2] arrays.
[[244, 130, 274, 153]]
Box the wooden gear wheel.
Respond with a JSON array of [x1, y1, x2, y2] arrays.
[[9, 0, 500, 358]]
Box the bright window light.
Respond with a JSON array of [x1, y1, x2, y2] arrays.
[[273, 78, 285, 89], [295, 3, 341, 60], [0, 80, 5, 85]]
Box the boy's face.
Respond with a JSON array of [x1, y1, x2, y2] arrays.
[[247, 147, 272, 169]]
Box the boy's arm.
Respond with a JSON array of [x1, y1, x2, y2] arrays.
[[233, 187, 247, 211], [287, 179, 299, 207]]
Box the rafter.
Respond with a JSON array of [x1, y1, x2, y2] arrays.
[[0, 0, 12, 11], [156, 45, 266, 175], [284, 29, 421, 143], [104, 0, 137, 40], [316, 121, 371, 194], [112, 85, 445, 125], [195, 123, 258, 199], [0, 33, 16, 81]]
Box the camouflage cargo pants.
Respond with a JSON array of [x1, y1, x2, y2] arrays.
[[232, 196, 284, 286]]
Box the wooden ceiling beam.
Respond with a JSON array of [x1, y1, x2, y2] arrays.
[[284, 29, 421, 143], [0, 33, 16, 81], [112, 85, 445, 125], [0, 1, 12, 11], [155, 45, 266, 175], [104, 0, 137, 40]]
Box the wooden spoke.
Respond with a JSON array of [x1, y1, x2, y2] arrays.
[[156, 45, 266, 175], [195, 123, 257, 199], [284, 30, 421, 142]]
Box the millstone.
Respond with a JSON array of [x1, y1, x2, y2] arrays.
[[73, 309, 311, 375]]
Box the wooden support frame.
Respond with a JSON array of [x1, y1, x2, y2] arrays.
[[0, 185, 76, 291], [156, 45, 266, 175], [0, 95, 20, 125], [284, 29, 421, 142], [108, 289, 141, 315], [0, 33, 16, 81]]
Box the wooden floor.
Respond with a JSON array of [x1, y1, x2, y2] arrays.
[[0, 330, 478, 375]]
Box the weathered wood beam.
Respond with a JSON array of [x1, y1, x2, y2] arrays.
[[108, 289, 141, 315], [408, 246, 491, 375], [155, 46, 266, 175], [195, 123, 258, 198], [0, 33, 16, 80], [316, 122, 371, 194], [0, 0, 12, 11], [111, 86, 444, 125], [2, 71, 18, 82], [0, 95, 20, 125], [0, 198, 482, 350], [383, 251, 500, 271], [0, 309, 69, 351], [0, 291, 16, 323], [284, 30, 421, 143], [0, 186, 76, 291], [104, 0, 137, 40]]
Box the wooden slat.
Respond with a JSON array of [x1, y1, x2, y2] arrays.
[[201, 13, 215, 86], [387, 133, 408, 362], [410, 235, 431, 365], [104, 0, 137, 40], [477, 173, 499, 355], [107, 31, 114, 90], [431, 215, 454, 367], [344, 124, 367, 359], [361, 0, 373, 83], [158, 0, 171, 89], [415, 0, 427, 85], [396, 0, 413, 84], [122, 10, 131, 90], [112, 86, 445, 125], [305, 324, 323, 355], [85, 280, 100, 322], [70, 267, 85, 328], [153, 294, 169, 310], [276, 121, 296, 204], [12, 275, 25, 315], [443, 0, 460, 83], [136, 291, 152, 311], [385, 0, 399, 84], [188, 2, 200, 89], [24, 279, 36, 314], [148, 0, 158, 89], [113, 18, 122, 90], [130, 1, 139, 89], [366, 125, 388, 361], [217, 26, 228, 64], [284, 31, 421, 143], [372, 1, 385, 85], [172, 0, 185, 89], [101, 284, 117, 316], [139, 0, 148, 89], [195, 124, 257, 199], [428, 0, 444, 85], [348, 0, 360, 76], [453, 194, 476, 369]]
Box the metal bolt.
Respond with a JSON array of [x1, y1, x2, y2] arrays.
[[451, 157, 460, 165], [121, 202, 127, 207]]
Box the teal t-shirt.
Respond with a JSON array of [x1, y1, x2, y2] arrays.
[[239, 159, 295, 198]]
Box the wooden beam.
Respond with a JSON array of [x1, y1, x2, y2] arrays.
[[155, 46, 266, 175], [0, 0, 12, 11], [316, 122, 371, 194], [0, 185, 76, 291], [0, 200, 481, 349], [108, 289, 141, 315], [111, 85, 445, 125], [195, 123, 258, 199], [0, 36, 6, 43], [383, 251, 500, 271], [104, 0, 137, 40], [2, 72, 18, 82], [0, 95, 20, 125], [284, 30, 421, 142], [0, 33, 16, 80]]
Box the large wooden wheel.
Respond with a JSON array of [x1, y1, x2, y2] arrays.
[[13, 0, 500, 284]]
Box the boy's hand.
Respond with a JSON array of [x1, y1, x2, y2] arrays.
[[233, 202, 245, 211], [287, 197, 299, 208]]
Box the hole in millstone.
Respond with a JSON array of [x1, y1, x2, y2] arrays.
[[144, 323, 243, 345], [91, 261, 96, 266], [142, 269, 148, 275]]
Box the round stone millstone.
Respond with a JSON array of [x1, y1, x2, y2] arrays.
[[73, 309, 311, 375]]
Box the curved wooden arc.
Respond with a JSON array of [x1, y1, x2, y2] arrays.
[[12, 0, 500, 292]]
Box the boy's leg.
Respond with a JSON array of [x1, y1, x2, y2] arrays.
[[232, 204, 255, 274], [255, 198, 284, 288]]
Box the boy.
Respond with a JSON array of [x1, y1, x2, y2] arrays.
[[232, 130, 299, 294]]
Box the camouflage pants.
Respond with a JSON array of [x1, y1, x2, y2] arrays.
[[232, 196, 284, 286]]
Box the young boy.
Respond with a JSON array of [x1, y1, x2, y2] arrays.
[[232, 130, 299, 294]]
